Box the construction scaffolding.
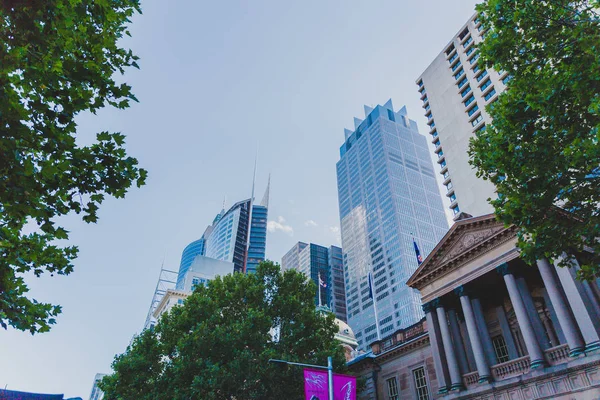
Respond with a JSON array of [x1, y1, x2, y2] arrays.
[[143, 266, 178, 331]]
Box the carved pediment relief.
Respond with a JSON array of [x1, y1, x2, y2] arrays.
[[437, 224, 506, 265], [407, 214, 516, 289]]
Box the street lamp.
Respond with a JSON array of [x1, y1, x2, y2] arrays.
[[268, 356, 334, 400]]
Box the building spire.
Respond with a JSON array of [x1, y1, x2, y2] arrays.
[[260, 173, 270, 208]]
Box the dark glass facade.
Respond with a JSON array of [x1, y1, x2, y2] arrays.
[[246, 204, 268, 274], [176, 238, 206, 289]]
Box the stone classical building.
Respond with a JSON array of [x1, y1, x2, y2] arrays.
[[349, 214, 600, 399]]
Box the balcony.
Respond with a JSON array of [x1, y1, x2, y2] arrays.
[[545, 344, 570, 366], [492, 356, 531, 381], [462, 344, 572, 389]]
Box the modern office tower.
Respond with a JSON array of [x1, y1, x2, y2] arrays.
[[246, 181, 269, 274], [281, 241, 308, 271], [178, 255, 235, 293], [281, 242, 347, 322], [336, 100, 448, 350], [89, 373, 106, 400], [176, 237, 206, 290], [175, 181, 269, 289], [416, 13, 510, 219], [328, 245, 347, 322]]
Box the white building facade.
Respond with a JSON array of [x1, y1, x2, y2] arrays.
[[416, 14, 511, 219]]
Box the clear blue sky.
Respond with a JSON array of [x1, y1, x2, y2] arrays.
[[0, 1, 478, 396]]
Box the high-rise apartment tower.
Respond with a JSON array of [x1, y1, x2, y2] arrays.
[[416, 13, 510, 218], [336, 100, 448, 350]]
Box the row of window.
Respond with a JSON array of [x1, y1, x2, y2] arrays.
[[386, 366, 430, 400]]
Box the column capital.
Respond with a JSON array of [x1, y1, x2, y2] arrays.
[[422, 301, 434, 313], [496, 262, 512, 276], [423, 298, 442, 313], [454, 285, 468, 297]]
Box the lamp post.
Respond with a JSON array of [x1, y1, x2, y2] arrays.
[[268, 356, 334, 400]]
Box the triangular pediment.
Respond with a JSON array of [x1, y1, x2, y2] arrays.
[[407, 214, 516, 289]]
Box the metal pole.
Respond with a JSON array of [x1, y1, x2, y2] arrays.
[[327, 356, 334, 400]]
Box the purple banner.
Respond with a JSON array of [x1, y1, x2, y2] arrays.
[[303, 368, 356, 400]]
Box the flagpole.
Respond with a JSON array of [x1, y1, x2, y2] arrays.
[[318, 272, 322, 307], [369, 270, 381, 341]]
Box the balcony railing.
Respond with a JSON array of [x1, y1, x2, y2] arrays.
[[463, 371, 479, 387], [544, 344, 570, 366], [491, 356, 530, 381]]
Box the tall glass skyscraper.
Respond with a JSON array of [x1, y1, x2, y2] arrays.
[[175, 181, 269, 288], [336, 100, 448, 350], [281, 242, 347, 322]]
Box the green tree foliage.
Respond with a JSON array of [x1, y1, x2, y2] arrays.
[[469, 0, 600, 279], [100, 261, 347, 400], [0, 0, 146, 333]]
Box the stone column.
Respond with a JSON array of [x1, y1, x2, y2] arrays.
[[434, 300, 464, 391], [537, 258, 583, 356], [423, 301, 450, 394], [516, 277, 550, 349], [448, 309, 470, 375], [455, 286, 492, 383], [497, 263, 545, 368], [554, 256, 600, 352], [541, 287, 567, 346], [459, 319, 477, 371], [495, 306, 519, 360], [471, 298, 498, 366]]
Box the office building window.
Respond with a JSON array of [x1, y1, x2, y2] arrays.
[[471, 115, 483, 126], [467, 104, 479, 117], [452, 205, 460, 215], [448, 52, 458, 64], [480, 78, 492, 91], [449, 193, 456, 202], [484, 88, 497, 101], [454, 68, 464, 80], [469, 53, 479, 64], [457, 76, 468, 88], [465, 46, 475, 57], [464, 94, 475, 107], [460, 85, 471, 98], [413, 367, 431, 400], [387, 377, 399, 400], [476, 70, 488, 82], [451, 61, 462, 72]]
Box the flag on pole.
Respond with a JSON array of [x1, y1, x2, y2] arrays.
[[413, 238, 423, 265], [367, 272, 374, 299], [319, 274, 327, 288]]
